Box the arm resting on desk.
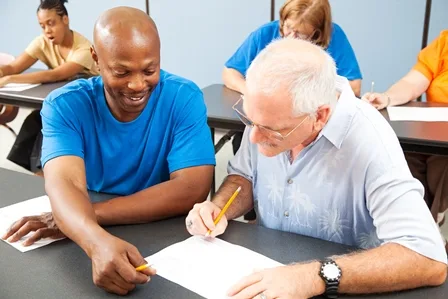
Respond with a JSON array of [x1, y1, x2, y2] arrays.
[[1, 62, 84, 85], [222, 67, 246, 95], [385, 70, 430, 106], [94, 165, 214, 225]]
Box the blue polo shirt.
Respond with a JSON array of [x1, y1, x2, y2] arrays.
[[225, 21, 362, 81], [41, 70, 216, 195]]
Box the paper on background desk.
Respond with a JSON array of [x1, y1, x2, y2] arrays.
[[0, 83, 41, 92], [0, 195, 64, 252], [387, 106, 448, 122], [147, 236, 283, 299]]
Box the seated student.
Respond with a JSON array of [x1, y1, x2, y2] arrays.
[[362, 30, 448, 228], [2, 7, 215, 295], [223, 0, 362, 222], [0, 0, 99, 174], [186, 38, 447, 299]]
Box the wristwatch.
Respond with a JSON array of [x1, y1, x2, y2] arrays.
[[319, 258, 342, 298]]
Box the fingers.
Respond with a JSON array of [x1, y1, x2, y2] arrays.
[[5, 219, 46, 243], [227, 272, 263, 297], [95, 273, 134, 296], [22, 228, 60, 246], [210, 215, 228, 237], [186, 202, 220, 236], [124, 247, 155, 283], [199, 204, 216, 231]]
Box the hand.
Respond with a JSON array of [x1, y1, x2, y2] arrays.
[[185, 201, 228, 237], [1, 212, 65, 246], [0, 75, 10, 87], [227, 263, 324, 299], [89, 233, 156, 295], [361, 92, 389, 110]]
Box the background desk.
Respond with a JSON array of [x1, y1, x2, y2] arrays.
[[0, 81, 67, 109], [1, 167, 447, 299]]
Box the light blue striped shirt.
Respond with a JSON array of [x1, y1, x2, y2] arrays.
[[228, 78, 447, 264]]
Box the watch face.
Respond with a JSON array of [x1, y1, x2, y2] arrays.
[[323, 264, 340, 280]]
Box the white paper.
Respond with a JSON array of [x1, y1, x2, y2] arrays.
[[0, 196, 64, 252], [387, 106, 448, 122], [147, 236, 283, 299], [0, 83, 41, 92]]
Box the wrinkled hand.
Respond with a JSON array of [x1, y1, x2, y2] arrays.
[[185, 201, 228, 237], [227, 263, 323, 299], [361, 92, 388, 110], [0, 76, 10, 88], [1, 212, 65, 246], [90, 234, 156, 295]]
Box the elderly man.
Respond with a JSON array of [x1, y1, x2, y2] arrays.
[[2, 7, 215, 296], [186, 38, 447, 299]]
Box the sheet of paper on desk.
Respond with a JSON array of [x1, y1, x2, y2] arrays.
[[0, 195, 65, 252], [147, 236, 283, 299], [0, 83, 41, 92], [387, 106, 448, 122]]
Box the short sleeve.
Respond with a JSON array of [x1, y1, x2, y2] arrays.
[[366, 166, 447, 264], [68, 47, 94, 70], [413, 33, 444, 81], [40, 93, 84, 168], [227, 128, 253, 182], [224, 30, 261, 77], [25, 35, 45, 60], [327, 24, 362, 81], [167, 90, 216, 173]]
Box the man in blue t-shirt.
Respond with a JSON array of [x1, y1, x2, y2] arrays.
[[2, 7, 215, 295]]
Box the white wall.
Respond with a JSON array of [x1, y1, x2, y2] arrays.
[[149, 0, 270, 88]]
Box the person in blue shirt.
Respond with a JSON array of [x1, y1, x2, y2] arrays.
[[223, 0, 362, 97], [1, 7, 215, 296]]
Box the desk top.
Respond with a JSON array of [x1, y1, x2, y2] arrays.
[[0, 167, 447, 299], [0, 81, 67, 109]]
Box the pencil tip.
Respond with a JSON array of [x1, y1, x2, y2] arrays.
[[237, 186, 241, 192]]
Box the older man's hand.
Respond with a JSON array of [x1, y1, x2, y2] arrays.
[[1, 212, 65, 246], [185, 201, 228, 238], [227, 263, 324, 299]]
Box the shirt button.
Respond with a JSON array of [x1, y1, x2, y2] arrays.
[[284, 211, 289, 217], [287, 179, 293, 184]]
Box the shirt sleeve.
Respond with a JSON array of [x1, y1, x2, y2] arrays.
[[40, 93, 84, 168], [328, 24, 362, 81], [366, 166, 447, 264], [68, 47, 94, 70], [167, 89, 216, 173], [25, 35, 45, 60], [227, 128, 253, 182], [413, 33, 443, 81], [224, 30, 261, 77]]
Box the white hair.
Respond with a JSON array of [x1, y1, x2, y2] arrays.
[[245, 38, 337, 116]]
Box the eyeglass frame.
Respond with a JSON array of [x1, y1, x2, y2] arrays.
[[232, 96, 310, 141]]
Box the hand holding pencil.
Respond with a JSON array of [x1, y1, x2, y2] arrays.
[[185, 186, 242, 238]]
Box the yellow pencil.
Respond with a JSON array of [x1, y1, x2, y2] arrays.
[[370, 81, 375, 93], [205, 186, 242, 237], [135, 263, 150, 272]]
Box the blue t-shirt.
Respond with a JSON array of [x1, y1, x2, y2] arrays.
[[225, 21, 362, 81], [41, 70, 216, 195]]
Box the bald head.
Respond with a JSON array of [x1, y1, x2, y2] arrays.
[[93, 6, 159, 51]]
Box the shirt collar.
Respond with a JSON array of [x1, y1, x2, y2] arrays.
[[320, 76, 357, 149]]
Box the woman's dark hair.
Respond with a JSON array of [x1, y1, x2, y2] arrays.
[[37, 0, 69, 17]]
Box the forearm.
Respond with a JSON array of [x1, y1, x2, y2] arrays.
[[94, 176, 210, 226], [6, 70, 62, 84], [386, 79, 423, 106], [0, 65, 15, 77], [45, 177, 106, 256], [348, 79, 361, 97], [211, 175, 253, 220], [222, 67, 246, 94], [307, 243, 447, 297]]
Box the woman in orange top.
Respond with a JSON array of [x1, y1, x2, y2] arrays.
[[363, 30, 448, 226]]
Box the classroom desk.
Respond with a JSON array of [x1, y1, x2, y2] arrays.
[[0, 81, 67, 109], [0, 167, 447, 299], [202, 84, 448, 157]]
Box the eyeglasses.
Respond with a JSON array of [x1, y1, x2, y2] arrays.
[[283, 24, 319, 41], [232, 96, 309, 141]]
